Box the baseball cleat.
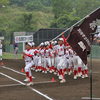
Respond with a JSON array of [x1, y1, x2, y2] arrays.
[[31, 68, 33, 70], [57, 73, 59, 76], [74, 75, 77, 79], [42, 71, 44, 73], [54, 72, 57, 75], [27, 82, 34, 86], [24, 77, 30, 82], [59, 75, 63, 79], [64, 72, 67, 75], [77, 73, 81, 77], [85, 74, 88, 78], [82, 75, 85, 79], [60, 79, 66, 83], [45, 71, 47, 74], [68, 72, 71, 75], [35, 70, 38, 72], [49, 71, 52, 73]]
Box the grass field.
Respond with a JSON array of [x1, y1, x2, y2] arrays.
[[2, 52, 23, 59]]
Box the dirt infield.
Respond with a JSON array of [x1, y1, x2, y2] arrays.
[[0, 59, 100, 100]]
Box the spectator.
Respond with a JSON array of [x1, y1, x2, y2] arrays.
[[14, 39, 18, 59]]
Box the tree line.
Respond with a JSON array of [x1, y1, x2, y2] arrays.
[[0, 0, 100, 34]]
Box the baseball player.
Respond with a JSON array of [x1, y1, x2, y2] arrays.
[[56, 32, 66, 83], [23, 42, 34, 86], [0, 40, 2, 60], [34, 45, 42, 72], [44, 41, 52, 73], [31, 42, 36, 71], [64, 44, 69, 75], [68, 46, 74, 75]]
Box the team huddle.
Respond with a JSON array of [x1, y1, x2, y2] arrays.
[[22, 32, 88, 86]]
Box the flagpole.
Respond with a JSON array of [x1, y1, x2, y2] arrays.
[[51, 7, 100, 41], [90, 34, 93, 100]]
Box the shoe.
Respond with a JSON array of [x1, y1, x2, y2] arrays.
[[74, 75, 77, 79], [42, 71, 44, 73], [24, 77, 30, 82], [77, 73, 81, 77], [49, 71, 52, 73], [64, 72, 67, 75], [27, 82, 34, 86], [45, 71, 47, 74], [60, 79, 66, 83], [39, 69, 42, 72], [68, 72, 71, 75], [85, 74, 88, 78], [82, 75, 85, 79], [52, 69, 54, 72], [59, 75, 63, 79], [54, 72, 57, 75], [57, 73, 59, 76], [47, 68, 49, 71], [35, 70, 38, 72], [31, 68, 33, 70]]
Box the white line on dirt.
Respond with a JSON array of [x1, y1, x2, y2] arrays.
[[0, 84, 23, 87], [82, 97, 100, 99], [0, 72, 25, 85], [0, 72, 53, 100], [2, 66, 35, 78], [87, 71, 100, 74]]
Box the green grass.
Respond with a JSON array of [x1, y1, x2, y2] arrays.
[[2, 52, 23, 59]]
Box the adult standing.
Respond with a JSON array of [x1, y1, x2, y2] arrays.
[[14, 39, 18, 59]]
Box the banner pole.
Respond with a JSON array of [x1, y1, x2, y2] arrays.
[[90, 35, 93, 100]]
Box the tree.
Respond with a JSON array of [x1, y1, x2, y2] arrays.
[[16, 12, 39, 31], [76, 0, 100, 18], [50, 0, 80, 28]]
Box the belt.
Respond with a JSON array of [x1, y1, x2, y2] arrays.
[[26, 61, 31, 62], [70, 56, 73, 57], [45, 57, 49, 58], [59, 55, 64, 57], [66, 57, 69, 59], [37, 56, 40, 57]]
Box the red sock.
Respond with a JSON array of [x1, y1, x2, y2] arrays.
[[85, 70, 87, 74], [68, 69, 71, 72], [29, 76, 33, 82], [70, 66, 72, 70], [74, 70, 77, 76], [64, 68, 66, 72], [49, 67, 51, 71], [54, 68, 56, 72], [26, 72, 29, 78], [38, 66, 39, 69], [39, 66, 42, 69], [78, 67, 81, 73], [82, 71, 84, 75], [36, 66, 38, 70], [60, 69, 63, 75], [45, 68, 47, 71], [42, 67, 44, 71], [52, 66, 54, 70]]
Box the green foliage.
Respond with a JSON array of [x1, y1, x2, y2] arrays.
[[10, 0, 51, 7], [16, 12, 39, 31], [51, 0, 100, 28]]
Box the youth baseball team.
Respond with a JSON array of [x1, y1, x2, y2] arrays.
[[22, 32, 88, 86]]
